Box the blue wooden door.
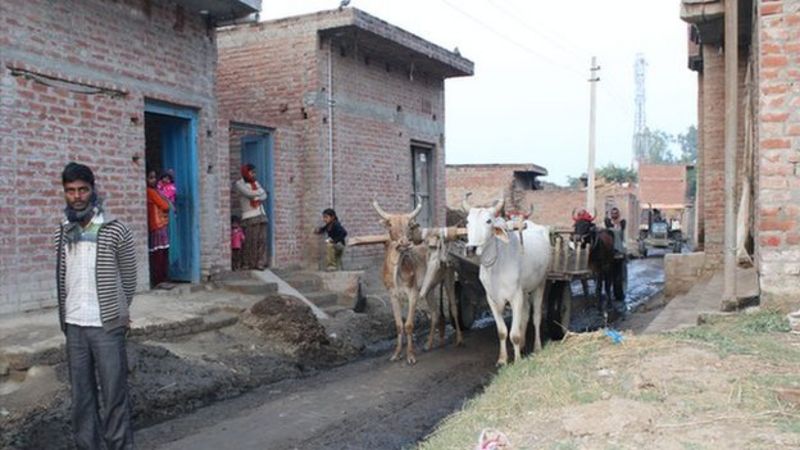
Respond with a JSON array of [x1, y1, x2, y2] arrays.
[[145, 102, 200, 283], [240, 134, 273, 265]]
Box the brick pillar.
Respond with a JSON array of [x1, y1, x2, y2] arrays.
[[696, 70, 705, 250], [701, 44, 725, 267]]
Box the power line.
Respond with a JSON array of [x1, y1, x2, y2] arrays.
[[437, 0, 586, 80], [487, 0, 591, 62]]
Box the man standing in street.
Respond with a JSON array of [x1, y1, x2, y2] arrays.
[[56, 162, 137, 449], [604, 206, 627, 302]]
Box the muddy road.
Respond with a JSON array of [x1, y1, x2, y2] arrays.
[[136, 327, 499, 450], [136, 255, 666, 449], [568, 253, 665, 333]]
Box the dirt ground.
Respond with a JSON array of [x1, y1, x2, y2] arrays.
[[136, 326, 499, 449], [2, 256, 667, 449], [420, 311, 800, 450], [0, 293, 408, 449]]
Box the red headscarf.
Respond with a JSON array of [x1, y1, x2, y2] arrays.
[[241, 165, 261, 208], [573, 209, 595, 223]]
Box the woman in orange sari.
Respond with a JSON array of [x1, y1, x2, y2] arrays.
[[146, 169, 170, 287]]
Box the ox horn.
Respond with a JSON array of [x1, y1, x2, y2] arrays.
[[492, 194, 505, 216], [572, 208, 578, 221], [461, 192, 473, 212], [408, 195, 424, 219], [372, 199, 390, 220]]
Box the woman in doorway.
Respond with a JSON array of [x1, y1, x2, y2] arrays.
[[235, 163, 268, 270], [147, 169, 171, 287]]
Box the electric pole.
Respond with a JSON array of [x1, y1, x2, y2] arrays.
[[633, 53, 647, 169], [587, 56, 600, 214]]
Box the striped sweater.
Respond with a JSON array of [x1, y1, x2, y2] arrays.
[[54, 219, 137, 332]]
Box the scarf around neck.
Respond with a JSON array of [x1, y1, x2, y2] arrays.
[[64, 193, 102, 244], [241, 165, 261, 209]]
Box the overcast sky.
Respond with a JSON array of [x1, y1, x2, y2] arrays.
[[260, 0, 696, 185]]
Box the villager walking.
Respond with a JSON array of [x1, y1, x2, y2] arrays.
[[315, 208, 348, 271], [56, 162, 137, 449], [147, 169, 171, 287], [235, 163, 269, 270]]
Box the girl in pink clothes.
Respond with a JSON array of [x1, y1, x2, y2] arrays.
[[231, 215, 246, 270], [157, 169, 177, 204]]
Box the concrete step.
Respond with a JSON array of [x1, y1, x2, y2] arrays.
[[220, 279, 278, 296], [304, 291, 339, 308], [280, 274, 323, 293]]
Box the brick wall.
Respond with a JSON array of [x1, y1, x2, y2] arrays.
[[756, 0, 800, 309], [0, 0, 227, 313], [218, 12, 451, 270], [446, 165, 523, 209], [698, 43, 748, 268], [524, 185, 639, 241]]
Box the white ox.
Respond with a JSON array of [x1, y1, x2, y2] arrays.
[[464, 195, 552, 365]]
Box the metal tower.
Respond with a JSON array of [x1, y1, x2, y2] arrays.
[[632, 53, 647, 168]]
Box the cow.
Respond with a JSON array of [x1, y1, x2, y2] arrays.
[[463, 194, 552, 366], [418, 228, 464, 350], [572, 209, 616, 319], [372, 198, 433, 364]]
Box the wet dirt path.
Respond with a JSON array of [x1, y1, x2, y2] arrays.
[[137, 327, 499, 450], [567, 253, 666, 333]]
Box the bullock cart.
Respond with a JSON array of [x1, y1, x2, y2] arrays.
[[446, 228, 591, 340], [349, 227, 591, 340]]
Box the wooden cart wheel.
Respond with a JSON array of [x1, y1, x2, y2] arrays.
[[454, 281, 476, 330], [559, 281, 572, 339]]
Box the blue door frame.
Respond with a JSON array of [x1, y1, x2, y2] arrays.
[[240, 132, 274, 265], [145, 100, 200, 283]]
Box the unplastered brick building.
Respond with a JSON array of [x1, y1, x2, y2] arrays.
[[0, 0, 261, 314], [217, 8, 473, 270], [681, 0, 800, 309], [445, 164, 639, 241]]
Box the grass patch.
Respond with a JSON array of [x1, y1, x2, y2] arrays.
[[672, 310, 797, 362], [419, 310, 800, 449]]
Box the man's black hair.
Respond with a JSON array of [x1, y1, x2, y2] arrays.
[[62, 162, 95, 187], [322, 208, 337, 219], [231, 215, 241, 223]]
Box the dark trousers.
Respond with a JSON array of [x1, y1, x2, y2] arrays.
[[149, 248, 168, 287], [66, 325, 133, 450]]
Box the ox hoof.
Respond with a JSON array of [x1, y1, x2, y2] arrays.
[[390, 352, 402, 362], [406, 355, 417, 365], [495, 360, 508, 367]]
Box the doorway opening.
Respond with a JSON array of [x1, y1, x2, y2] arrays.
[[229, 123, 274, 269], [411, 143, 434, 227], [144, 100, 200, 285]]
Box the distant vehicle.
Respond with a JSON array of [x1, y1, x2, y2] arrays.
[[638, 205, 682, 256]]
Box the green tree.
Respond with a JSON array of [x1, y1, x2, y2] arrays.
[[642, 127, 676, 164], [566, 173, 586, 188], [596, 163, 637, 184], [675, 125, 698, 164]]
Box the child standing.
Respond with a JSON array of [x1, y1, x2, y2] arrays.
[[157, 169, 177, 204], [315, 208, 347, 271], [231, 215, 246, 270]]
